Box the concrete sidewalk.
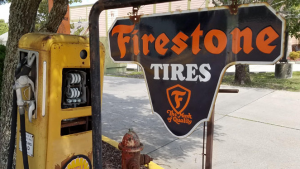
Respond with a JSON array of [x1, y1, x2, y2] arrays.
[[102, 76, 300, 169]]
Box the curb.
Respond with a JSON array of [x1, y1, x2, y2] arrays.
[[102, 135, 164, 169]]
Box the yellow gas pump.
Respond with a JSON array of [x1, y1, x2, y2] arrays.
[[14, 33, 105, 169]]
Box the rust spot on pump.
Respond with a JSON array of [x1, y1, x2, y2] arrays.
[[42, 35, 52, 41], [88, 151, 93, 160], [56, 154, 74, 169]]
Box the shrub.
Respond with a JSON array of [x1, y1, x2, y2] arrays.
[[289, 51, 300, 61]]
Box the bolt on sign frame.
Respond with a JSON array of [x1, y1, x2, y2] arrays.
[[89, 0, 180, 168]]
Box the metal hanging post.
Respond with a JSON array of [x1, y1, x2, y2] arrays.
[[202, 122, 206, 169], [204, 89, 239, 169], [89, 0, 180, 168], [205, 106, 215, 169]]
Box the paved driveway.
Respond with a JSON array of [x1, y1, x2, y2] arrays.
[[102, 76, 300, 169]]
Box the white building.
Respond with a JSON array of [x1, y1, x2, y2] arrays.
[[0, 32, 8, 46], [70, 0, 214, 37], [70, 0, 214, 72], [69, 0, 299, 70]]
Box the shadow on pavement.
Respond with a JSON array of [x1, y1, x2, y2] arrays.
[[102, 91, 225, 163]]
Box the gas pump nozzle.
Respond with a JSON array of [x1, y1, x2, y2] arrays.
[[14, 53, 37, 122], [15, 75, 36, 122], [12, 53, 37, 169]]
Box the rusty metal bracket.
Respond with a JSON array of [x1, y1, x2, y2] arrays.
[[130, 6, 142, 24], [205, 89, 239, 169], [229, 0, 238, 15], [89, 1, 181, 168]]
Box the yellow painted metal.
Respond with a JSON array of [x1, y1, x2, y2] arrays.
[[16, 33, 105, 169]]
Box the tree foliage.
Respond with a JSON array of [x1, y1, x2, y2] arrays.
[[0, 20, 8, 35], [35, 0, 49, 31], [35, 0, 82, 31], [74, 27, 84, 35], [289, 51, 300, 60]]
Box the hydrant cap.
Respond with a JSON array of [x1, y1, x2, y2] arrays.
[[122, 129, 140, 147], [119, 129, 143, 152]]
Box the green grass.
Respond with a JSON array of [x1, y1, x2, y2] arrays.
[[221, 72, 300, 92], [107, 70, 300, 92]]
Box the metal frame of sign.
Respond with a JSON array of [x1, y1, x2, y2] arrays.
[[108, 3, 285, 138], [89, 1, 182, 168]]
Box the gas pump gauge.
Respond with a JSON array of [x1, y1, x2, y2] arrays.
[[61, 68, 91, 109]]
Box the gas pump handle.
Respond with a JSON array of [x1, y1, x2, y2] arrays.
[[15, 76, 36, 122], [28, 101, 35, 122], [27, 78, 35, 96], [16, 76, 36, 96], [15, 66, 31, 79], [27, 53, 36, 67]]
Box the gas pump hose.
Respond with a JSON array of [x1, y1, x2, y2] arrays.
[[7, 91, 18, 169], [7, 58, 30, 169], [7, 63, 24, 169], [6, 92, 30, 169], [19, 106, 29, 169]]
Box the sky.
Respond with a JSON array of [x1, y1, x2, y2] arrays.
[[0, 0, 98, 23], [0, 3, 10, 23]]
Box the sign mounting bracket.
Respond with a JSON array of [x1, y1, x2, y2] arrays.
[[229, 0, 238, 15], [130, 6, 142, 24]]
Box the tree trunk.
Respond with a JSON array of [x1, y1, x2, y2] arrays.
[[0, 0, 68, 168], [234, 64, 251, 84], [39, 0, 69, 32], [0, 1, 41, 168]]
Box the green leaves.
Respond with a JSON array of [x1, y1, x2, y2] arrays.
[[69, 0, 82, 4], [35, 0, 82, 31], [35, 0, 49, 31], [289, 51, 300, 60], [74, 27, 84, 35], [0, 19, 8, 35]]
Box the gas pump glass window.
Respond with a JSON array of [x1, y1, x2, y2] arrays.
[[61, 68, 91, 109]]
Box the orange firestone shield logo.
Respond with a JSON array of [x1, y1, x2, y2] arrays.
[[167, 84, 191, 114]]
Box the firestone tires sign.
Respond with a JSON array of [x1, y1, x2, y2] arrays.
[[108, 3, 285, 137]]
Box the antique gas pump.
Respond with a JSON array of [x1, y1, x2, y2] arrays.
[[9, 33, 105, 169]]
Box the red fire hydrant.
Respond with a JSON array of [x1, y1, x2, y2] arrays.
[[119, 129, 153, 169]]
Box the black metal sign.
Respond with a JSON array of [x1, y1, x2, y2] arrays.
[[108, 3, 285, 137]]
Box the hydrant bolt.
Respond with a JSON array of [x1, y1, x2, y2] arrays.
[[140, 154, 153, 165]]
